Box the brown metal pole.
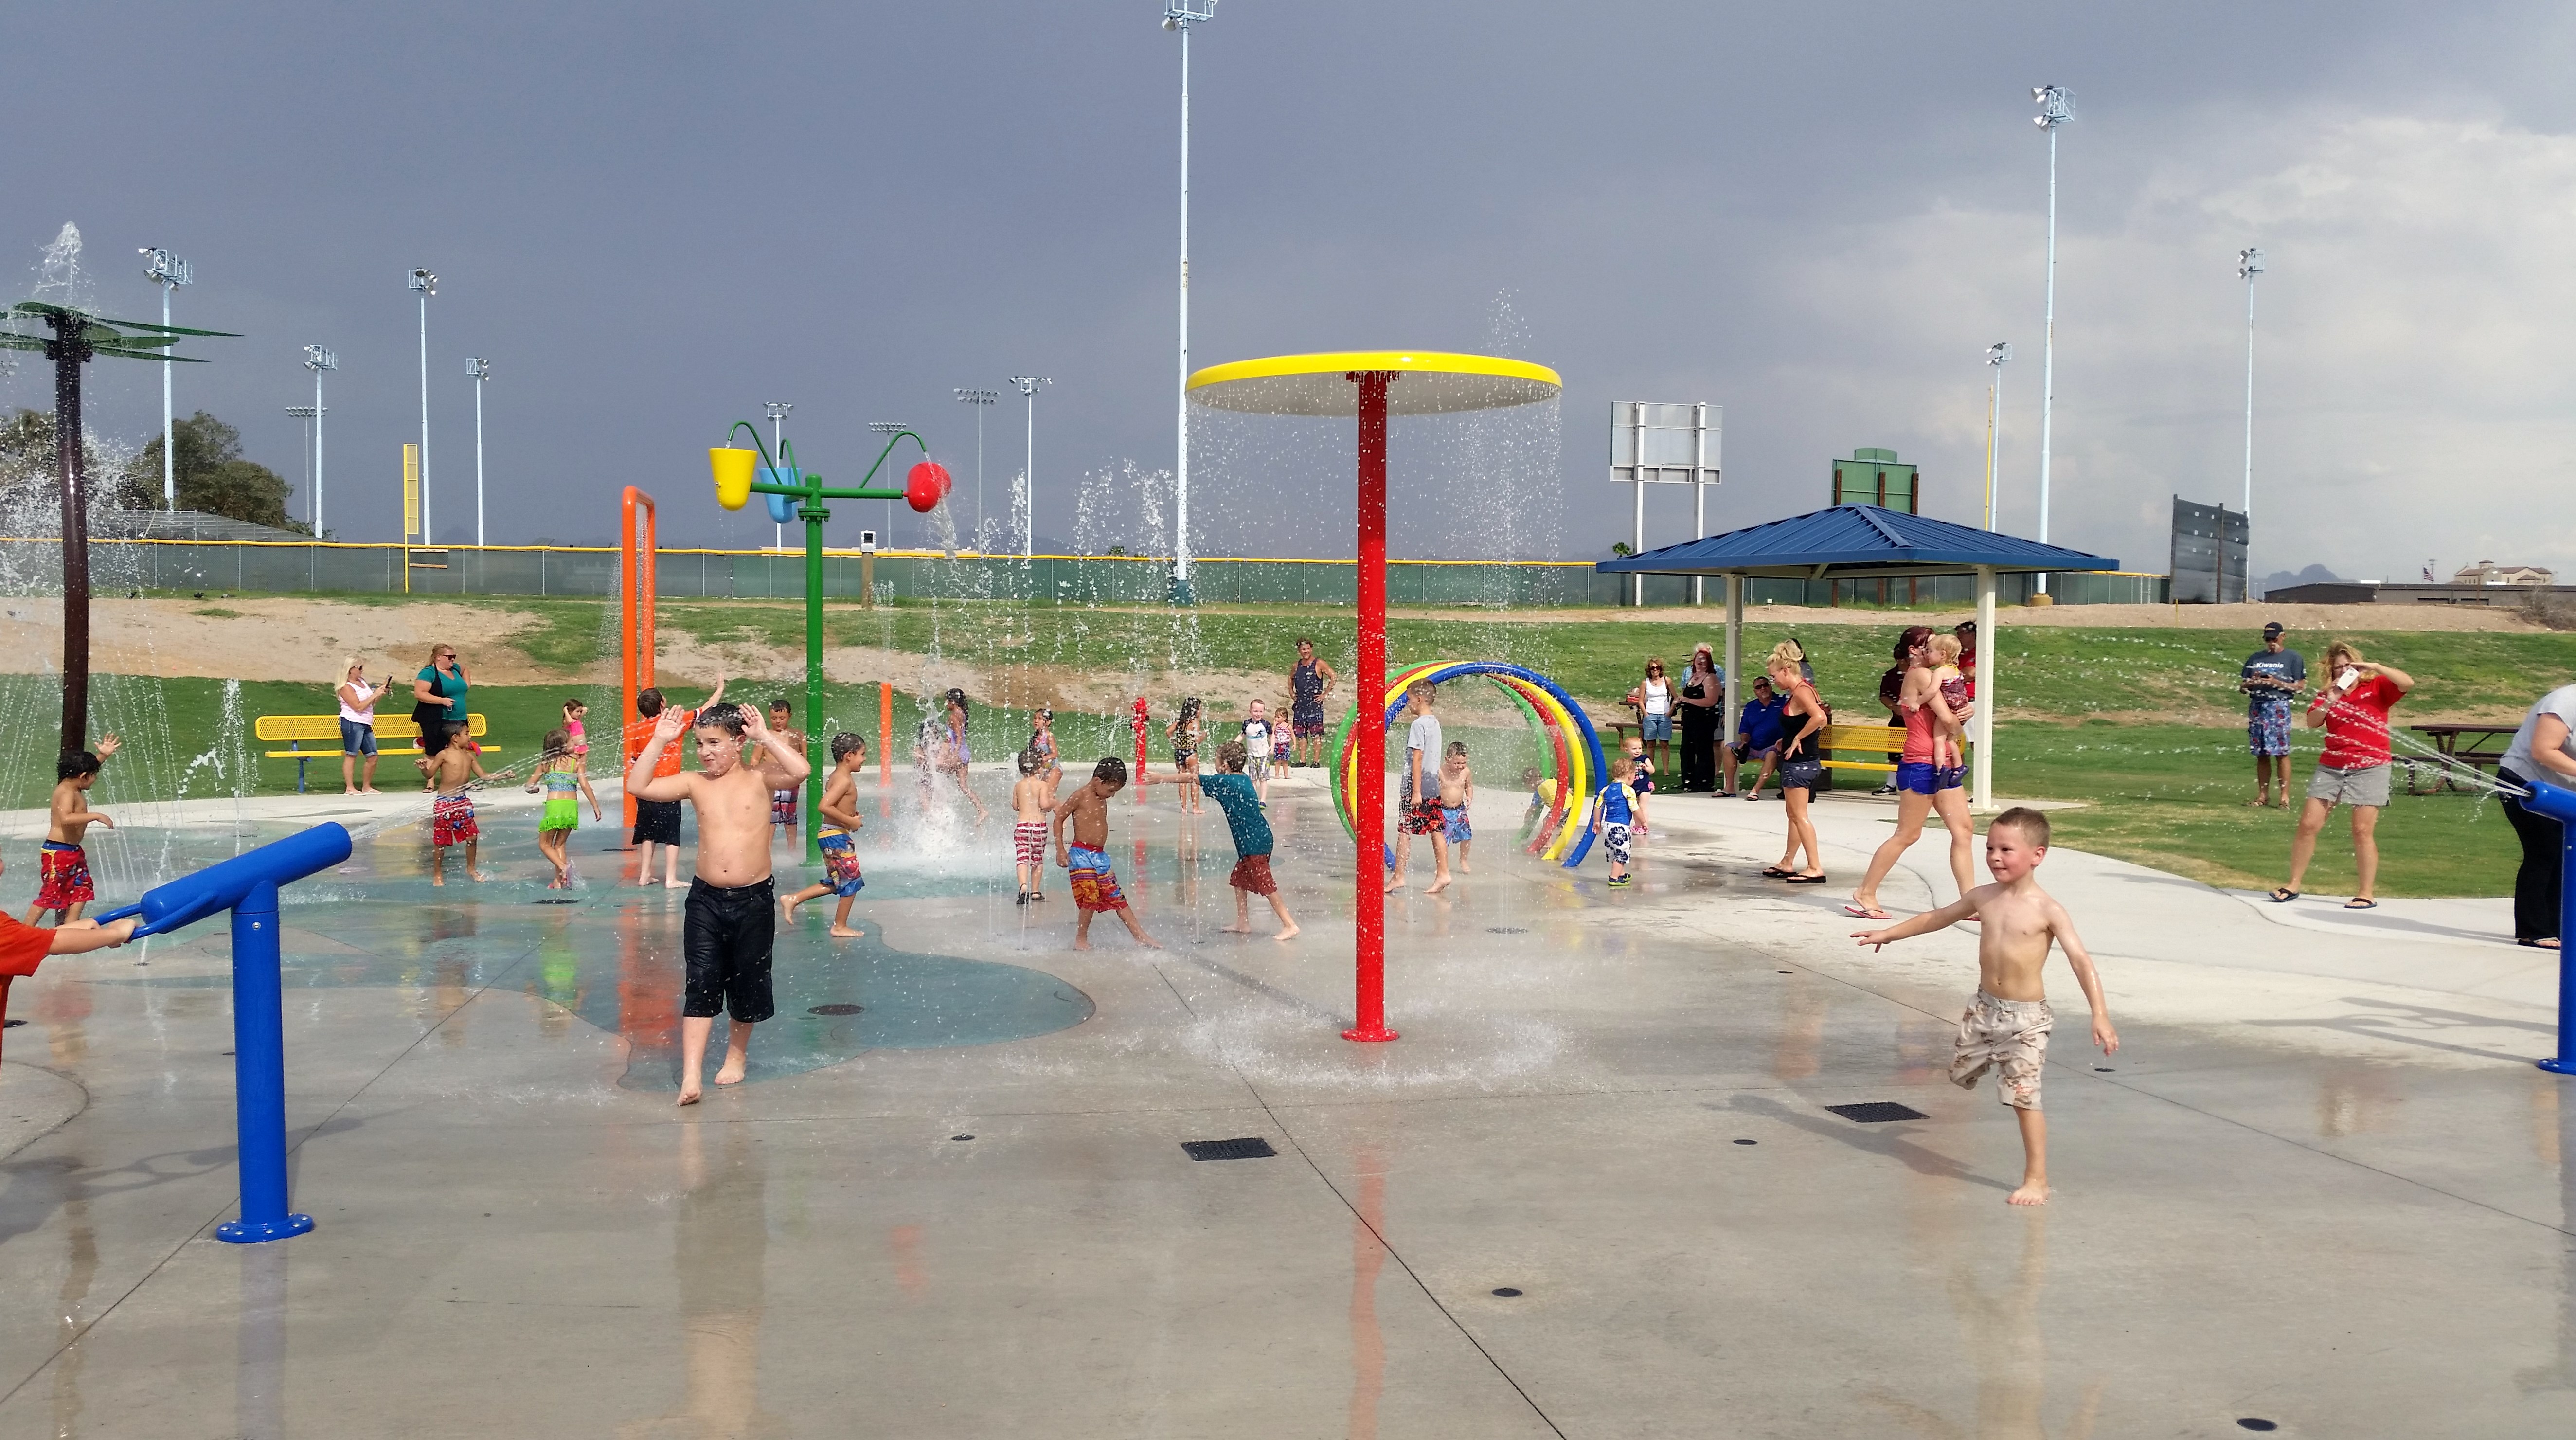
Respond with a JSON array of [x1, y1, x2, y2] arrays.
[[51, 317, 90, 756]]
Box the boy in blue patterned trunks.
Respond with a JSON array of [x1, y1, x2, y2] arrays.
[[1053, 758, 1160, 951], [2241, 621, 2306, 808], [28, 737, 117, 926], [782, 733, 869, 937]]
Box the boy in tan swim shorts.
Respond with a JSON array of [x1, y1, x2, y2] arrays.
[[1850, 807, 2117, 1206]]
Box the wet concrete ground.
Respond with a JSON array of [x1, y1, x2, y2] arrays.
[[0, 773, 2570, 1437]]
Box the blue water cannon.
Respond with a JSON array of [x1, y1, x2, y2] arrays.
[[2519, 778, 2576, 1076], [93, 822, 353, 1242]]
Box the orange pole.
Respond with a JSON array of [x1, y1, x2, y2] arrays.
[[878, 682, 893, 787], [621, 487, 657, 828]]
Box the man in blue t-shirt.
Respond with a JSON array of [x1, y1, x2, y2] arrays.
[[1725, 677, 1789, 799], [2241, 621, 2308, 808], [1139, 739, 1299, 940]]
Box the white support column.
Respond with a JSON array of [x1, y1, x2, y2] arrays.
[[1722, 573, 1744, 741], [1691, 482, 1707, 606], [1973, 564, 1998, 814], [1631, 480, 1646, 607]]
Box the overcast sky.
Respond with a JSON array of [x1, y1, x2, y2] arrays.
[[6, 1, 2572, 581]]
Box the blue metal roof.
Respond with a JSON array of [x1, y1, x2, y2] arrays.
[[1595, 505, 2116, 577]]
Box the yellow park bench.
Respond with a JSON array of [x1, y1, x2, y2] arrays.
[[1818, 722, 1970, 785], [256, 713, 500, 792]]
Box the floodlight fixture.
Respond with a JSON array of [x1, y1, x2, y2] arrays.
[[1009, 378, 1051, 558], [140, 247, 195, 509], [955, 389, 999, 543], [1164, 0, 1218, 602]]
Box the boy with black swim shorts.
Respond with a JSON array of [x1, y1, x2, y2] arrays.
[[628, 698, 809, 1105], [629, 678, 726, 889]]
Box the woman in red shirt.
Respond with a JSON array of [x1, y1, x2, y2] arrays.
[[2270, 641, 2415, 908]]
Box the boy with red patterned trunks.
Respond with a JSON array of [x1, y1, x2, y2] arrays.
[[759, 698, 808, 847], [28, 738, 118, 926], [781, 733, 868, 938], [1052, 758, 1159, 951], [428, 720, 490, 886], [1385, 680, 1452, 895], [1009, 748, 1055, 905], [1141, 740, 1297, 940]]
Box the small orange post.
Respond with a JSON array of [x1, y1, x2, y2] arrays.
[[878, 682, 893, 787], [620, 487, 658, 828]]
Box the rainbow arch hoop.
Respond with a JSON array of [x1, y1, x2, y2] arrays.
[[1331, 661, 1608, 869]]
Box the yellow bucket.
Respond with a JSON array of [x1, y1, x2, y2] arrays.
[[709, 447, 757, 511]]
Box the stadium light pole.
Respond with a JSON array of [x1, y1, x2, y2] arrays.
[[286, 405, 319, 530], [2032, 85, 2071, 594], [2238, 247, 2264, 520], [303, 346, 335, 536], [765, 401, 792, 550], [1165, 0, 1216, 605], [409, 269, 436, 543], [466, 357, 490, 548], [1010, 376, 1051, 557], [954, 389, 998, 548], [140, 248, 192, 510], [1983, 342, 2011, 531]]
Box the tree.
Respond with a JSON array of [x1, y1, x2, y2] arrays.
[[125, 410, 307, 532]]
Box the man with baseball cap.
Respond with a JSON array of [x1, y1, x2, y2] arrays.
[[2241, 621, 2307, 807]]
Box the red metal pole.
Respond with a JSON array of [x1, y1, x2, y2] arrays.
[[619, 487, 656, 828], [1345, 371, 1397, 1043], [878, 682, 893, 787]]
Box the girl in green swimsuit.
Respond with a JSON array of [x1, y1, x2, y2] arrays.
[[527, 726, 602, 889]]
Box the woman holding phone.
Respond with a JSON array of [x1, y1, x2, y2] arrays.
[[336, 655, 383, 794]]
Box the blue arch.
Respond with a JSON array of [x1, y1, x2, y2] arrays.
[[1368, 661, 1610, 869]]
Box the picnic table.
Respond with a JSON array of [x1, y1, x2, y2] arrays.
[[2406, 723, 2517, 794]]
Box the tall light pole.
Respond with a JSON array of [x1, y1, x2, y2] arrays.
[[765, 401, 792, 550], [2238, 247, 2264, 521], [409, 269, 436, 543], [954, 389, 997, 548], [466, 357, 490, 547], [2032, 85, 2071, 594], [139, 248, 192, 510], [303, 346, 335, 536], [1983, 342, 2011, 530], [1165, 0, 1216, 605], [1010, 376, 1050, 557], [286, 405, 320, 530]]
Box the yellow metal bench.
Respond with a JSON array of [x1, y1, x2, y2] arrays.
[[1818, 722, 1969, 785], [256, 713, 498, 792]]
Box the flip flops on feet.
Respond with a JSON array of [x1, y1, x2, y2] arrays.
[[1761, 866, 1795, 879], [1843, 903, 1893, 920], [2344, 898, 2379, 910], [2267, 888, 2299, 903], [1784, 874, 1829, 884]]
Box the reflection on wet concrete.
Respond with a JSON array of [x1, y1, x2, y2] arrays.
[[51, 1197, 96, 1439], [1348, 1146, 1386, 1440], [236, 1241, 286, 1440], [625, 1123, 778, 1438]]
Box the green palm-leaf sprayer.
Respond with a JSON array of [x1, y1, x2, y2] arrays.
[[710, 425, 948, 861]]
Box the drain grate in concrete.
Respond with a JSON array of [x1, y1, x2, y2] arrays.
[[1182, 1137, 1277, 1161], [1487, 926, 1528, 934], [1825, 1101, 1928, 1124], [807, 1003, 866, 1016], [2235, 1422, 2278, 1433]]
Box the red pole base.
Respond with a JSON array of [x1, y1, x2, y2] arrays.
[[1341, 1023, 1400, 1044]]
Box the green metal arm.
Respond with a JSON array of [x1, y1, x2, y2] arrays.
[[724, 420, 930, 503]]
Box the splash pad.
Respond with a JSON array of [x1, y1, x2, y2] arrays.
[[1187, 351, 1562, 1042], [1331, 661, 1607, 868]]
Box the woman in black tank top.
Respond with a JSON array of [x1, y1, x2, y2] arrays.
[[1765, 651, 1828, 882]]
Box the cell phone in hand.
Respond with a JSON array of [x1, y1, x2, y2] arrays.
[[2336, 667, 2359, 690]]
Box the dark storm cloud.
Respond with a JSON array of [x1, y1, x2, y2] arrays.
[[7, 2, 2571, 578]]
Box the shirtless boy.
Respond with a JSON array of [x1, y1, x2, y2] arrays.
[[631, 677, 727, 889], [760, 699, 808, 846], [28, 738, 118, 926], [1438, 739, 1474, 873], [428, 721, 491, 887], [1851, 808, 2118, 1205], [628, 701, 813, 1104], [1052, 758, 1159, 951], [781, 734, 868, 937], [1010, 749, 1056, 905]]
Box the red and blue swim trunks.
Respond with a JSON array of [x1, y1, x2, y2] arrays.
[[35, 842, 92, 912], [1066, 845, 1127, 913]]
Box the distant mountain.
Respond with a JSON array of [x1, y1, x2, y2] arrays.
[[2258, 564, 2343, 596]]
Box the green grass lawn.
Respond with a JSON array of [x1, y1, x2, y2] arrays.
[[18, 593, 2570, 898]]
